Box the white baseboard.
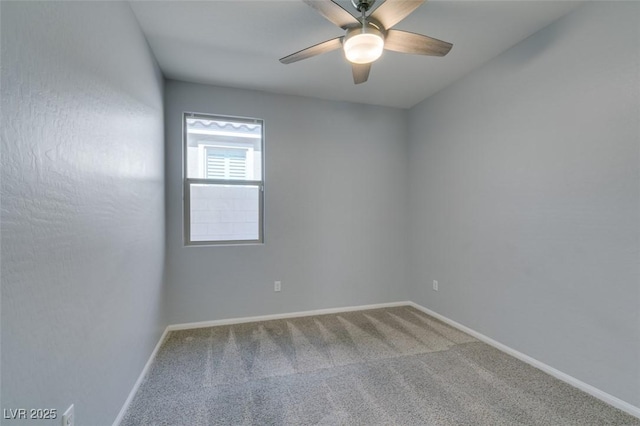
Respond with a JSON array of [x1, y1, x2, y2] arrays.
[[408, 302, 640, 420], [167, 301, 412, 331], [114, 300, 640, 424], [112, 327, 171, 426]]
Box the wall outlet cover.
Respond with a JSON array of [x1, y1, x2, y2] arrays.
[[62, 404, 74, 426]]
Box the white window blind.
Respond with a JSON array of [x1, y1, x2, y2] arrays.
[[205, 147, 248, 179]]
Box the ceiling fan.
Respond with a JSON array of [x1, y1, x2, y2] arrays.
[[279, 0, 453, 84]]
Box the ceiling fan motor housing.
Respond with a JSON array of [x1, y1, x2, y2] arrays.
[[351, 0, 376, 12]]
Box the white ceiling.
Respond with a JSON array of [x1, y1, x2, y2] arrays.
[[130, 0, 581, 109]]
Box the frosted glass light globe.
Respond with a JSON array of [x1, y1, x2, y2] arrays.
[[344, 26, 384, 64]]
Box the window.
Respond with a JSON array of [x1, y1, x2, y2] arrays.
[[184, 113, 264, 245]]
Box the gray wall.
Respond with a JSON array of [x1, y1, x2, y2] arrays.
[[407, 1, 639, 407], [1, 2, 165, 424], [165, 81, 408, 324]]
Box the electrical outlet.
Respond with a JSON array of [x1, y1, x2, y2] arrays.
[[62, 405, 74, 426], [274, 281, 281, 292], [432, 280, 439, 291]]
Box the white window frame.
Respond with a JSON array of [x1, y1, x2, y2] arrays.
[[183, 112, 264, 246]]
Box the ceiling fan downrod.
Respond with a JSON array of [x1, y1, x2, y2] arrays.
[[351, 0, 377, 35]]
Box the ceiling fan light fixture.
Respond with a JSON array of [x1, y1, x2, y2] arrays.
[[343, 26, 384, 64], [280, 0, 452, 84]]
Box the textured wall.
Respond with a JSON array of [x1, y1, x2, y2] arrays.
[[408, 2, 639, 407], [1, 2, 165, 424], [164, 81, 408, 325]]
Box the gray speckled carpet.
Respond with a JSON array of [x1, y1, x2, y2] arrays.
[[121, 306, 639, 425]]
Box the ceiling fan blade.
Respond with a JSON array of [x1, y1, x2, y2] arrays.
[[303, 0, 360, 30], [352, 63, 371, 84], [370, 0, 425, 30], [280, 37, 344, 64], [384, 29, 452, 56]]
